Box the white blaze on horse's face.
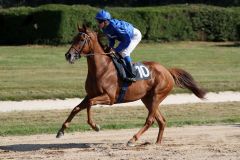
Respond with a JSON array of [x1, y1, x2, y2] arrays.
[[65, 47, 80, 64], [65, 32, 89, 64]]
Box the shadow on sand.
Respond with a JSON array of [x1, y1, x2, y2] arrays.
[[0, 143, 102, 152], [232, 124, 240, 128], [0, 142, 150, 152]]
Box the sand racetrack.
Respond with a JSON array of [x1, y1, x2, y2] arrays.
[[0, 125, 239, 160]]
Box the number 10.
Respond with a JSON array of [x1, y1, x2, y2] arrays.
[[135, 66, 150, 78]]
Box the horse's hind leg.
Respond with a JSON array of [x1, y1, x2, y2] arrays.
[[128, 110, 155, 146], [153, 94, 168, 144], [127, 95, 158, 146], [127, 93, 168, 146], [155, 109, 166, 144]]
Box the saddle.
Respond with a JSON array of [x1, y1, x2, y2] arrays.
[[107, 53, 151, 103], [109, 53, 151, 82]]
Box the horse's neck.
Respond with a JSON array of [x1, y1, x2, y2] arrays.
[[87, 43, 111, 77]]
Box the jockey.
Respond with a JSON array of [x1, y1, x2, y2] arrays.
[[95, 9, 142, 82]]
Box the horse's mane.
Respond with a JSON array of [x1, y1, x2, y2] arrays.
[[97, 32, 108, 53]]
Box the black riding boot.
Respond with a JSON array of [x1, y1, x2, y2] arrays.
[[124, 60, 136, 82]]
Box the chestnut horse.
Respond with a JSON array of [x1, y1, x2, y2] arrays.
[[56, 25, 206, 146]]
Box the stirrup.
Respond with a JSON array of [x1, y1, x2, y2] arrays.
[[123, 77, 136, 82]]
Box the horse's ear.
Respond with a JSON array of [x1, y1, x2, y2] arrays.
[[82, 24, 88, 32], [77, 23, 83, 32]]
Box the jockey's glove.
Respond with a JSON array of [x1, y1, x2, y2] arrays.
[[105, 46, 112, 53]]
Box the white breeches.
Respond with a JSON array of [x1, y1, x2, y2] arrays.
[[121, 28, 142, 58]]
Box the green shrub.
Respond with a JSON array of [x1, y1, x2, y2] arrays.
[[0, 4, 98, 44], [189, 6, 239, 41], [0, 4, 239, 44]]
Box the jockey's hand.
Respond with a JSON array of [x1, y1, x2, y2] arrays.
[[105, 46, 112, 53], [109, 48, 116, 55]]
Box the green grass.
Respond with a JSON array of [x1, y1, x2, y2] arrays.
[[0, 102, 239, 136], [0, 42, 240, 100]]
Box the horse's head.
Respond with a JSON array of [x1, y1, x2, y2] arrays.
[[65, 25, 97, 64]]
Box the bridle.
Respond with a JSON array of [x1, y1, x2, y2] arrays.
[[70, 32, 112, 58], [69, 32, 92, 58]]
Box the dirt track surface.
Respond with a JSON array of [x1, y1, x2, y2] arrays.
[[0, 125, 239, 160], [1, 91, 240, 112]]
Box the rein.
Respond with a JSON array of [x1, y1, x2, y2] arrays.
[[80, 52, 113, 57], [72, 32, 113, 57]]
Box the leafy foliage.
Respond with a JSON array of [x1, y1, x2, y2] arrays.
[[0, 5, 239, 44], [1, 0, 240, 8]]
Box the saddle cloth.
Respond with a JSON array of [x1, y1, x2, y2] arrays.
[[110, 54, 151, 81]]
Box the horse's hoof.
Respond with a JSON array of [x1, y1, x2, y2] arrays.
[[155, 142, 162, 146], [127, 141, 136, 147], [56, 130, 64, 138], [94, 124, 100, 132]]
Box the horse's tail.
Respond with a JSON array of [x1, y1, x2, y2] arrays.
[[168, 68, 206, 99]]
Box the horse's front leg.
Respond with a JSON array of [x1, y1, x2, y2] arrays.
[[87, 94, 112, 132], [56, 97, 89, 138]]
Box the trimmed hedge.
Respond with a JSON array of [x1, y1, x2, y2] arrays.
[[0, 5, 99, 44], [1, 0, 240, 8], [0, 4, 239, 44]]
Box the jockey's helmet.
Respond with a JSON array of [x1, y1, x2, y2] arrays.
[[95, 10, 111, 21]]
